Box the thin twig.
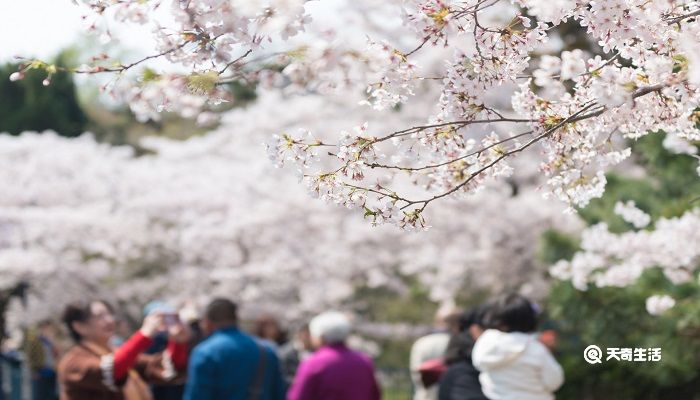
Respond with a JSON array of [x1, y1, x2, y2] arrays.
[[219, 49, 253, 74], [73, 41, 190, 74], [367, 130, 533, 172]]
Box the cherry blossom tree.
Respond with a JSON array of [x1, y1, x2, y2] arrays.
[[6, 0, 700, 323], [12, 0, 700, 229]]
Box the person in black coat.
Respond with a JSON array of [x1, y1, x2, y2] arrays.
[[438, 306, 489, 400]]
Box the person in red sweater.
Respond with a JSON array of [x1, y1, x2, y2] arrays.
[[57, 300, 189, 400]]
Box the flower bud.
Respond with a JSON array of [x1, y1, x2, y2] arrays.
[[9, 72, 23, 82]]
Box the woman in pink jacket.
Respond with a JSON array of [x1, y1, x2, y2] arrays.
[[287, 311, 381, 400]]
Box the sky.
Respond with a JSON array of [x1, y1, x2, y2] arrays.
[[0, 0, 354, 104], [0, 0, 349, 65], [0, 0, 155, 63]]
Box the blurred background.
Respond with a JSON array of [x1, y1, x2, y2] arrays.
[[1, 1, 699, 400]]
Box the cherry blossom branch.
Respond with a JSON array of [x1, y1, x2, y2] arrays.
[[402, 0, 503, 57], [405, 36, 432, 57], [665, 8, 700, 25], [405, 102, 600, 210], [323, 117, 538, 181], [74, 41, 191, 74], [372, 117, 535, 143], [367, 130, 533, 172], [404, 83, 671, 211], [219, 49, 253, 74]]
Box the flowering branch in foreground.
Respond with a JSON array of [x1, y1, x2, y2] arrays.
[[12, 0, 700, 230]]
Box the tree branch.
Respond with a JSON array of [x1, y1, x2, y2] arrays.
[[665, 8, 700, 25]]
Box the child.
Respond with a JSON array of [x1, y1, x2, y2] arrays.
[[471, 294, 564, 400]]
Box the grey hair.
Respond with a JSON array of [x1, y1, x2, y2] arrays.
[[309, 311, 350, 344]]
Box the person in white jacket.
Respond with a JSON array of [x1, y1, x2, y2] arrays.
[[472, 294, 564, 400]]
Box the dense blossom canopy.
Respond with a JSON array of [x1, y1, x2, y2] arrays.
[[6, 0, 700, 317], [22, 0, 697, 229], [1, 91, 575, 330]]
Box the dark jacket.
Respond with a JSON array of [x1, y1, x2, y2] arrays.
[[438, 359, 487, 400]]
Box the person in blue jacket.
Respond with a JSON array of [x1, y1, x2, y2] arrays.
[[184, 298, 286, 400]]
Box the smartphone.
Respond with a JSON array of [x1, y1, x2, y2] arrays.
[[163, 313, 179, 327]]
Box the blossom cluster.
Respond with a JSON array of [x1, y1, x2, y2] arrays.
[[56, 0, 313, 121], [614, 201, 652, 229], [550, 208, 700, 313], [646, 294, 676, 315]]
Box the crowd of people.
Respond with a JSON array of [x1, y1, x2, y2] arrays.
[[6, 293, 563, 400], [412, 293, 564, 400]]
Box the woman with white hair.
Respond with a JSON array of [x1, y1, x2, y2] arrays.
[[287, 311, 381, 400]]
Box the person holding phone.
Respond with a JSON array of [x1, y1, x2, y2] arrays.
[[142, 301, 188, 400], [58, 300, 189, 400]]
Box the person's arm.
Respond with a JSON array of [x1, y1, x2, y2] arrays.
[[133, 341, 188, 384], [133, 319, 191, 384], [183, 348, 215, 400], [286, 358, 316, 400], [538, 344, 564, 392], [60, 333, 153, 393], [166, 319, 191, 372], [166, 340, 189, 371], [111, 331, 153, 381]]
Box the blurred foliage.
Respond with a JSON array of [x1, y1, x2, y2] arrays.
[[354, 276, 439, 325], [0, 53, 87, 137], [79, 74, 257, 148], [538, 229, 580, 267], [84, 105, 211, 148], [353, 273, 492, 370], [1, 48, 258, 147], [351, 275, 436, 369], [542, 133, 700, 400], [227, 80, 257, 104]]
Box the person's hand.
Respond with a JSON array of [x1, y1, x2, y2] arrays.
[[168, 319, 191, 344], [140, 313, 165, 338]]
